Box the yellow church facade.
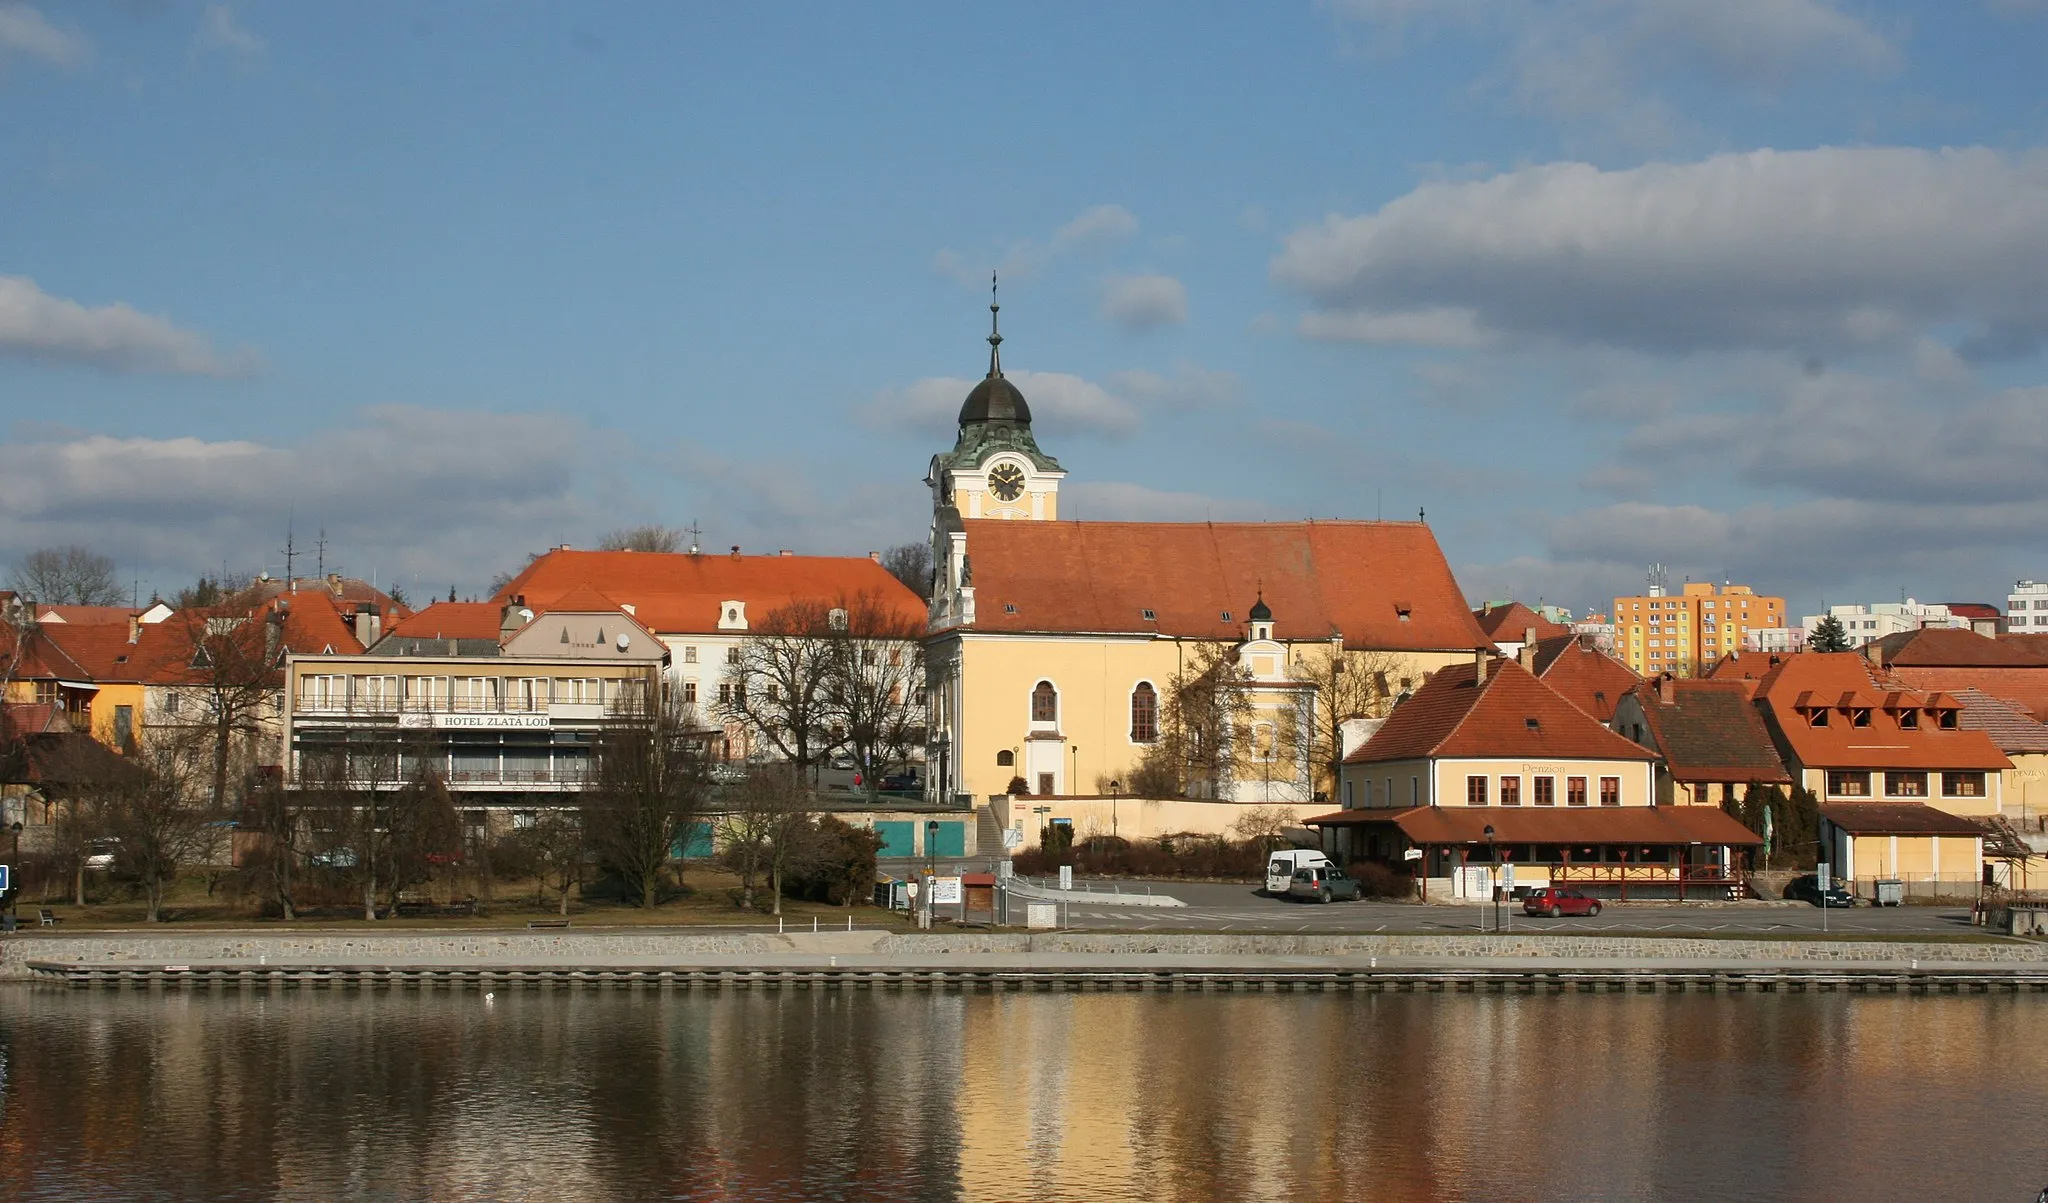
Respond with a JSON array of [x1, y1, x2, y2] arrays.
[[919, 293, 1490, 835]]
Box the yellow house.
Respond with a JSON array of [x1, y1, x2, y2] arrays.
[[1314, 655, 1761, 899]]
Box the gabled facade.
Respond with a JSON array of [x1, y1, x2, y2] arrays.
[[1611, 675, 1793, 807]]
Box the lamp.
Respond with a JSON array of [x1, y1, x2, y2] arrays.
[[1483, 823, 1498, 933], [1109, 779, 1121, 842]]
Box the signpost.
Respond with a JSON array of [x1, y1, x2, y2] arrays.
[[1817, 861, 1831, 933]]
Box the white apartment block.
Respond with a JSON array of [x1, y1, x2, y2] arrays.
[[2009, 581, 2048, 630], [1798, 599, 1969, 649], [1744, 626, 1806, 654]]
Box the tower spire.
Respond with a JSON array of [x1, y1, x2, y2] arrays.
[[987, 270, 1003, 378]]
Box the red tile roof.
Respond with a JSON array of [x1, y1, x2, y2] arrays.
[[0, 624, 89, 681], [1347, 658, 1656, 764], [35, 605, 143, 625], [1818, 804, 1987, 836], [1306, 804, 1762, 846], [1944, 603, 2004, 621], [494, 549, 923, 634], [1871, 627, 2048, 667], [35, 622, 178, 683], [956, 519, 1488, 651], [1750, 652, 2009, 772], [386, 602, 504, 642], [1528, 633, 1638, 721], [1884, 667, 2048, 725], [533, 584, 626, 616], [1623, 678, 1793, 784], [1472, 601, 1570, 645], [1951, 688, 2048, 754]]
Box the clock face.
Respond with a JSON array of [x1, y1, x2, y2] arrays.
[[988, 462, 1026, 502]]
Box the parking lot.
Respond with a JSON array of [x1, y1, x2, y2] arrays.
[[1042, 878, 1986, 935]]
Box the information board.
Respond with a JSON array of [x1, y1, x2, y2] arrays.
[[0, 863, 9, 893], [929, 876, 963, 905]]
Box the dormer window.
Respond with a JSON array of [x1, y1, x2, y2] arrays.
[[1851, 708, 1871, 728], [1524, 718, 1540, 731], [1004, 604, 1019, 615], [1141, 609, 1156, 621], [1220, 611, 1232, 623], [1808, 709, 1829, 727], [1939, 709, 1959, 730], [1899, 710, 1918, 730]]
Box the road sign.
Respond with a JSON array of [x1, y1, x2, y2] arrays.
[[1402, 848, 1423, 862], [1817, 862, 1831, 891], [0, 864, 9, 893], [930, 877, 963, 905]]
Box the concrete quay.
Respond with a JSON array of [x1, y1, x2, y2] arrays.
[[10, 928, 2048, 993]]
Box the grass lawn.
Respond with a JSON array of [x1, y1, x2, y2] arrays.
[[9, 867, 911, 932]]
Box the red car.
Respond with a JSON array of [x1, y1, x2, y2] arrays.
[[1522, 887, 1602, 918]]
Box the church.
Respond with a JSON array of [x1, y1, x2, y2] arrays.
[[921, 292, 1490, 835]]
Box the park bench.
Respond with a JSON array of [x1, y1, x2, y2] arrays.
[[38, 908, 58, 927], [527, 918, 571, 929]]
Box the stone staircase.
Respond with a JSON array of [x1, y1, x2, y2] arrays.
[[976, 804, 1006, 861]]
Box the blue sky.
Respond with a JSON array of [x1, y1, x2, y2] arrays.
[[4, 1, 2047, 617]]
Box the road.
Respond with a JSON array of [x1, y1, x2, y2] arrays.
[[1039, 877, 1984, 935]]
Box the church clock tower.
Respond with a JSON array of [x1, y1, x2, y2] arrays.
[[924, 276, 1065, 523]]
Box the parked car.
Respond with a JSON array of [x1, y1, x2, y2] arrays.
[[829, 752, 859, 771], [1287, 864, 1363, 903], [1522, 886, 1602, 918], [1785, 875, 1856, 907], [879, 772, 921, 792], [82, 839, 120, 871], [1265, 848, 1332, 895]]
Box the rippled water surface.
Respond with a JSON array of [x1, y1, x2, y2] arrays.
[[2, 986, 2045, 1201]]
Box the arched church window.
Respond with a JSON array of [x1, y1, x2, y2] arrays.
[[1031, 680, 1058, 723], [996, 749, 1014, 767], [1130, 683, 1158, 743]]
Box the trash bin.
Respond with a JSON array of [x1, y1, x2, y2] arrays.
[[0, 914, 15, 933], [1874, 878, 1904, 907]]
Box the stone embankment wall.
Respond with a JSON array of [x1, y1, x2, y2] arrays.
[[873, 932, 2048, 964]]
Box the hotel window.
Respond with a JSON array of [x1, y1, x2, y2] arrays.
[[1129, 682, 1159, 743], [683, 646, 698, 664], [1943, 771, 1986, 798], [717, 682, 732, 704], [1500, 776, 1521, 806], [1599, 776, 1621, 806], [1031, 681, 1058, 723], [1827, 770, 1871, 797], [1533, 776, 1555, 807], [725, 646, 740, 664], [1885, 771, 1928, 798], [1466, 775, 1488, 806]]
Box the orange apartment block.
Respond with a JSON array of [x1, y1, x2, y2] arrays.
[[1612, 581, 1785, 676]]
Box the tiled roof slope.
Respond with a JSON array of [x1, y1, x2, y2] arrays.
[[1626, 678, 1792, 784], [1885, 667, 2048, 724], [495, 550, 923, 634], [1312, 804, 1764, 846], [1869, 627, 2048, 667], [36, 622, 179, 683], [385, 602, 504, 641], [1472, 602, 1569, 644], [1529, 633, 1638, 721], [1348, 659, 1656, 764], [958, 520, 1488, 651], [1819, 804, 1986, 836], [35, 605, 143, 625], [1952, 688, 2048, 754], [1751, 652, 2009, 771]]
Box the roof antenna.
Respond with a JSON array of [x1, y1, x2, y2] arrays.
[[987, 270, 1003, 379], [280, 520, 298, 592], [1418, 506, 1426, 523]]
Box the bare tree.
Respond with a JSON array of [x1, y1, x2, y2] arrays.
[[720, 600, 835, 779], [1230, 805, 1297, 854], [97, 739, 211, 923], [715, 764, 812, 913], [1289, 644, 1404, 799], [243, 771, 300, 920], [585, 696, 711, 908], [299, 731, 406, 920], [880, 542, 933, 601], [517, 809, 585, 917], [381, 766, 463, 912], [9, 546, 125, 606], [165, 610, 284, 813], [1130, 643, 1256, 800], [818, 591, 925, 795], [599, 525, 689, 554]]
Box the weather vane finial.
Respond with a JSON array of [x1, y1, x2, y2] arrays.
[[987, 270, 1003, 378]]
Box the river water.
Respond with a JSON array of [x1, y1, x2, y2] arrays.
[[0, 987, 2042, 1201]]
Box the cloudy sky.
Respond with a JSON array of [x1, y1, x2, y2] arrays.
[[4, 2, 2046, 616]]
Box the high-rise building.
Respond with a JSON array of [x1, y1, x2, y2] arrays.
[[1611, 573, 1785, 675], [2007, 581, 2048, 630], [1799, 599, 1968, 648]]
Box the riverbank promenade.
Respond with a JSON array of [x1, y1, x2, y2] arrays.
[[9, 927, 2048, 992]]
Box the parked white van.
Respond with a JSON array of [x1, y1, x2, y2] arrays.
[[1265, 848, 1332, 895]]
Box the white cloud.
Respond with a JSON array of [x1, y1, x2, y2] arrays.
[[1099, 273, 1187, 331], [862, 369, 1141, 436], [0, 275, 255, 375], [934, 203, 1139, 285], [1273, 147, 2048, 359], [1109, 363, 1241, 410], [0, 3, 87, 68], [667, 442, 927, 561], [198, 4, 265, 57], [0, 407, 599, 596], [1331, 0, 1892, 142]]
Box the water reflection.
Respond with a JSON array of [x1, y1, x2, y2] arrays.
[[1, 987, 2043, 1200]]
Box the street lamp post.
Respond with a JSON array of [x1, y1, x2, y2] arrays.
[[1070, 745, 1079, 797], [926, 819, 940, 929], [6, 820, 20, 925], [1109, 779, 1121, 842], [1484, 824, 1499, 933]]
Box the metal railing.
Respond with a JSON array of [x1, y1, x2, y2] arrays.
[[293, 695, 644, 716]]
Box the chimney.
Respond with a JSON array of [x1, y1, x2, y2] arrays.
[[731, 545, 742, 560], [779, 549, 794, 557], [1518, 627, 1537, 671], [1653, 673, 1673, 705], [127, 614, 140, 645], [869, 551, 881, 563], [500, 596, 532, 641], [1474, 646, 1490, 684], [326, 573, 342, 598], [353, 602, 376, 648], [1863, 641, 1883, 667]]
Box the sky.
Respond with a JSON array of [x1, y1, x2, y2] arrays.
[[3, 1, 2047, 618]]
